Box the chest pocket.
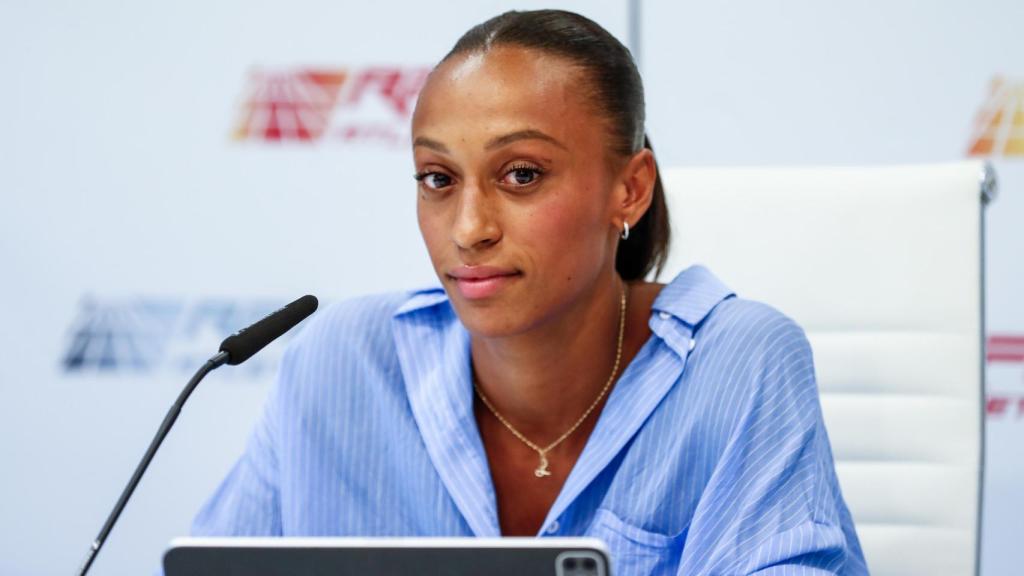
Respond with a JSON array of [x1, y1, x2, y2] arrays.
[[585, 509, 686, 576]]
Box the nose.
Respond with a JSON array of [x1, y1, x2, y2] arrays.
[[451, 182, 501, 251]]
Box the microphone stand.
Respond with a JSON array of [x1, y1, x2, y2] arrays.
[[76, 351, 229, 576]]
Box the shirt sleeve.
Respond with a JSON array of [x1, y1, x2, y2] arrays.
[[676, 316, 867, 575], [189, 363, 285, 537]]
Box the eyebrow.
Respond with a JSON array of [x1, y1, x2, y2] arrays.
[[413, 129, 567, 154], [413, 136, 450, 154], [485, 129, 567, 151]]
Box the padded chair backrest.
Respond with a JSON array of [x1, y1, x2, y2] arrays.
[[660, 162, 989, 576]]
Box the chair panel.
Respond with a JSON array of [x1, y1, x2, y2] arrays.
[[856, 524, 974, 576], [662, 164, 981, 334], [809, 331, 979, 397], [837, 462, 977, 526], [662, 162, 985, 575], [821, 395, 979, 464]]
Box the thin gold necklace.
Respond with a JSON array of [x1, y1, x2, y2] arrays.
[[473, 283, 628, 479]]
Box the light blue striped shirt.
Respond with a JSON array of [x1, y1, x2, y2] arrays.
[[192, 265, 867, 575]]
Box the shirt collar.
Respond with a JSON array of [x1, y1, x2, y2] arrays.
[[393, 265, 735, 333], [651, 264, 735, 328], [395, 265, 733, 321], [393, 286, 449, 317]]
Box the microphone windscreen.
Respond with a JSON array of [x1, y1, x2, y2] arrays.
[[219, 294, 318, 365]]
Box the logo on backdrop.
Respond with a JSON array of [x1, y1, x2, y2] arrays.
[[61, 296, 305, 379], [989, 334, 1024, 363], [987, 333, 1024, 419], [967, 77, 1024, 423], [231, 66, 430, 147], [966, 76, 1024, 157]]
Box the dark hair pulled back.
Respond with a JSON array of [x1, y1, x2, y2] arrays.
[[443, 9, 670, 281]]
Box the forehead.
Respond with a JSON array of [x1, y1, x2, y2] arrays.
[[412, 46, 604, 147]]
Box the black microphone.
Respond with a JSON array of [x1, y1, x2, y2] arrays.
[[219, 294, 319, 365], [76, 294, 318, 576]]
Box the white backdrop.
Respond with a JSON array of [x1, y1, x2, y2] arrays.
[[1, 1, 1021, 575]]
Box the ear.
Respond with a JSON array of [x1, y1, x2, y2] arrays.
[[612, 148, 657, 232]]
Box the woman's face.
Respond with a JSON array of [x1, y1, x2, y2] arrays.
[[412, 46, 629, 338]]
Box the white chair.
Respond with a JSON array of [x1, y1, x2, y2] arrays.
[[660, 161, 994, 576]]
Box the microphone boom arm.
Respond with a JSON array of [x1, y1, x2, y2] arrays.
[[75, 293, 316, 575], [76, 350, 229, 576]]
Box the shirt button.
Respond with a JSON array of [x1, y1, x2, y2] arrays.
[[689, 338, 697, 351], [659, 311, 671, 320], [546, 521, 560, 534]]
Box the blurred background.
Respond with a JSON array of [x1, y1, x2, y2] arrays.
[[1, 0, 1020, 574]]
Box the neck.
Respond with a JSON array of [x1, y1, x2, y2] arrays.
[[470, 271, 625, 440]]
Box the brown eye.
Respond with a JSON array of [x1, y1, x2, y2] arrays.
[[512, 168, 536, 185], [500, 165, 543, 187], [416, 172, 453, 190]]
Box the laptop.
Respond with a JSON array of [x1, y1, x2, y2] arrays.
[[164, 537, 612, 576]]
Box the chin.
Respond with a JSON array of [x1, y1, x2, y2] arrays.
[[447, 295, 532, 339]]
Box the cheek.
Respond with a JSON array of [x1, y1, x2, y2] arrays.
[[519, 187, 608, 277], [417, 200, 448, 263]]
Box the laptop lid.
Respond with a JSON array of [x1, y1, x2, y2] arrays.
[[164, 537, 612, 576]]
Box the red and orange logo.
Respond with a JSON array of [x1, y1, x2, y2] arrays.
[[989, 334, 1024, 364], [232, 66, 430, 145], [966, 76, 1024, 157], [232, 70, 347, 142], [987, 333, 1024, 419]]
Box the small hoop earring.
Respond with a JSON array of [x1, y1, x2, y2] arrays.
[[621, 221, 630, 240]]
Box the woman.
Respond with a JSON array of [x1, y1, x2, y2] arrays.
[[193, 9, 868, 575]]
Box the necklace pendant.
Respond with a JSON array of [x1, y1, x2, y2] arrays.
[[534, 453, 552, 478]]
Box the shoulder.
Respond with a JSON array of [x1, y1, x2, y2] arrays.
[[692, 297, 820, 428], [657, 266, 816, 403], [656, 279, 825, 459], [700, 297, 810, 362], [265, 288, 451, 422], [656, 265, 811, 365]]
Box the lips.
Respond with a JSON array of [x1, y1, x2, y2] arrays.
[[448, 265, 521, 300]]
